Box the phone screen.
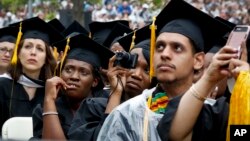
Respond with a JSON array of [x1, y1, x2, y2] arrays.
[[227, 26, 249, 48], [226, 26, 250, 58]]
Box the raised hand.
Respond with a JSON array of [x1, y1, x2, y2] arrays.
[[204, 46, 238, 83], [107, 55, 128, 93], [45, 76, 71, 101]]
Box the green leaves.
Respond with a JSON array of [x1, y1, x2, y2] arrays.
[[1, 0, 27, 12]]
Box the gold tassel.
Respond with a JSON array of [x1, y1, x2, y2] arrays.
[[59, 37, 70, 77], [149, 16, 157, 82], [129, 30, 136, 51], [226, 71, 250, 141], [11, 22, 23, 65], [53, 47, 59, 76], [53, 47, 58, 61]]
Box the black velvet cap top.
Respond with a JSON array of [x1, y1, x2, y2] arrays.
[[117, 24, 151, 52], [47, 18, 66, 33], [102, 22, 132, 49], [10, 17, 64, 45], [89, 20, 129, 44], [156, 0, 232, 53], [62, 20, 89, 38]]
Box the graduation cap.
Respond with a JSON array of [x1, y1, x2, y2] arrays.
[[117, 24, 151, 52], [215, 16, 236, 30], [155, 0, 232, 53], [62, 20, 89, 38], [52, 33, 114, 70], [0, 26, 18, 43], [9, 17, 64, 65], [214, 16, 236, 45], [89, 20, 130, 44], [47, 18, 66, 33], [102, 22, 132, 50]]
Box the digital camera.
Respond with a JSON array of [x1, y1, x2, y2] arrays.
[[113, 52, 138, 69]]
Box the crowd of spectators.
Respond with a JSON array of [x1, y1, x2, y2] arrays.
[[0, 0, 250, 29]]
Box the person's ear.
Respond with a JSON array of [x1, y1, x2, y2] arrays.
[[193, 52, 205, 71], [92, 78, 99, 88]]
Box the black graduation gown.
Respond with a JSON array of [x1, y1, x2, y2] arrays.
[[68, 98, 108, 141], [0, 77, 45, 135], [157, 96, 229, 141], [31, 95, 74, 139]]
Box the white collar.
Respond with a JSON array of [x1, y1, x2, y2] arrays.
[[0, 73, 44, 88]]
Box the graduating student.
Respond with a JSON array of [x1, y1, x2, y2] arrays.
[[68, 25, 156, 141], [89, 20, 132, 92], [0, 17, 64, 134], [0, 26, 18, 75], [97, 0, 232, 141], [31, 33, 114, 140]]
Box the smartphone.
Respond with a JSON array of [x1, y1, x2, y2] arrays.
[[226, 25, 250, 59]]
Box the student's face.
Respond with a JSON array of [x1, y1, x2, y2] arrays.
[[61, 59, 98, 100], [19, 39, 46, 73], [154, 32, 203, 83], [0, 42, 15, 69], [125, 48, 150, 97]]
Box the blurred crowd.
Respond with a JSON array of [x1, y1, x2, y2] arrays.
[[0, 0, 250, 29]]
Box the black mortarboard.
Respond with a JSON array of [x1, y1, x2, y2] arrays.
[[10, 17, 64, 45], [103, 22, 132, 49], [0, 26, 18, 43], [62, 20, 89, 38], [52, 34, 114, 69], [214, 16, 236, 46], [156, 0, 232, 53], [117, 24, 151, 52], [47, 18, 66, 33], [215, 16, 236, 30], [89, 20, 129, 44]]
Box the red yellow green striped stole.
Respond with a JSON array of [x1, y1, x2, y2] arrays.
[[148, 92, 169, 114]]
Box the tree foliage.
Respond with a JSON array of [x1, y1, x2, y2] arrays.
[[1, 0, 27, 12]]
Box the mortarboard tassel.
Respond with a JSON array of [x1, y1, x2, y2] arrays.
[[59, 37, 70, 77], [53, 47, 58, 61], [129, 30, 136, 51], [226, 71, 250, 141], [11, 22, 23, 65], [149, 16, 157, 82], [53, 47, 59, 76]]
